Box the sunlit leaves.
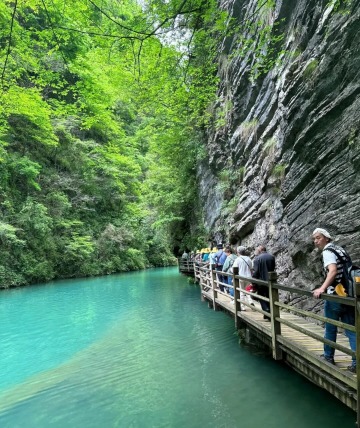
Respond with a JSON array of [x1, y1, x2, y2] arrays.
[[2, 87, 58, 146], [0, 0, 230, 285]]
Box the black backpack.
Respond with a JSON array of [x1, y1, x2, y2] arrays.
[[324, 247, 360, 298]]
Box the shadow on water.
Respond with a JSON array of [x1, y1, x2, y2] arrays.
[[0, 267, 356, 427]]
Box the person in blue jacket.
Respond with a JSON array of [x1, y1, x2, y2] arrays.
[[214, 243, 228, 292]]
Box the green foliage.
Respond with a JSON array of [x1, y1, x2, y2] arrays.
[[240, 119, 259, 141], [329, 0, 352, 14], [235, 166, 246, 184], [229, 1, 286, 82], [264, 136, 277, 155], [0, 0, 229, 286], [222, 197, 238, 216], [271, 163, 287, 180], [0, 222, 25, 246], [303, 59, 319, 79], [214, 99, 233, 129]]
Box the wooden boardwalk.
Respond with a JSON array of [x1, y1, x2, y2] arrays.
[[204, 289, 356, 384], [189, 263, 360, 418]]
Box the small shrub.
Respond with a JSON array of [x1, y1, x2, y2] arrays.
[[264, 137, 277, 155], [240, 119, 259, 141], [271, 163, 287, 180], [303, 59, 319, 79]]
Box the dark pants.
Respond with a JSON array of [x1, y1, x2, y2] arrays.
[[324, 300, 356, 364], [257, 285, 270, 315], [216, 266, 225, 291]]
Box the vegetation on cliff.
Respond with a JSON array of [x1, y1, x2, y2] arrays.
[[0, 0, 226, 286], [0, 0, 297, 286]]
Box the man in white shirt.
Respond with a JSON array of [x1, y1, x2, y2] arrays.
[[312, 228, 356, 373]]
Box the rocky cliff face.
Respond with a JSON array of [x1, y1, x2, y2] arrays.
[[198, 0, 360, 296]]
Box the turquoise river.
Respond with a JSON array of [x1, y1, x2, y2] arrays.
[[0, 267, 356, 427]]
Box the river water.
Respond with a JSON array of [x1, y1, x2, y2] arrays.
[[0, 267, 355, 427]]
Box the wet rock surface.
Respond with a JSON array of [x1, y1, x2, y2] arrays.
[[198, 0, 360, 305]]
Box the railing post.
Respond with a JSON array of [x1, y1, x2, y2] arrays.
[[211, 266, 218, 311], [269, 271, 282, 360], [199, 267, 205, 301], [355, 280, 360, 426], [233, 267, 242, 329]]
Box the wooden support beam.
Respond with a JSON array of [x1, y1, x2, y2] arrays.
[[211, 266, 218, 311], [269, 271, 282, 360], [233, 267, 242, 329]]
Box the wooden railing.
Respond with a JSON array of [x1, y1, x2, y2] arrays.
[[194, 263, 360, 422], [178, 258, 195, 274]]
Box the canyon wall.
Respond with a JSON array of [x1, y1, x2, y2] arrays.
[[198, 0, 360, 298]]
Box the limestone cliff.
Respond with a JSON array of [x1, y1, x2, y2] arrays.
[[198, 0, 360, 296]]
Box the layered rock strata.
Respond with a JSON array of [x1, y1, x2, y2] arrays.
[[198, 0, 360, 297]]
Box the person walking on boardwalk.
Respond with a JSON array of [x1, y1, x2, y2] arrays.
[[312, 228, 356, 373], [223, 246, 237, 295], [253, 245, 275, 320], [209, 247, 218, 268], [181, 250, 189, 260], [233, 246, 254, 310], [214, 243, 227, 292]]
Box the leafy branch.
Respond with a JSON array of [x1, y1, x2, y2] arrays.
[[1, 0, 18, 88]]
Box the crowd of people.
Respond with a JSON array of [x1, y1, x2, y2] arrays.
[[183, 243, 275, 319], [181, 227, 357, 373]]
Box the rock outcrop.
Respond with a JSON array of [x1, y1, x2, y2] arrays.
[[198, 0, 360, 296]]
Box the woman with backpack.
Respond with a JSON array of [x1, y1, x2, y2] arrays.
[[223, 246, 237, 295]]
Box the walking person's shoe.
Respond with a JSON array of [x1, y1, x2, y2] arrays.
[[347, 364, 356, 374], [320, 354, 335, 365]]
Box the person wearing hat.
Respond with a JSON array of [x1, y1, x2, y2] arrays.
[[223, 246, 237, 295], [312, 228, 356, 373], [233, 246, 254, 310], [194, 250, 202, 265], [209, 247, 218, 268], [202, 248, 210, 263], [214, 243, 227, 291]]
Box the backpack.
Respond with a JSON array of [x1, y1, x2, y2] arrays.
[[215, 250, 226, 267], [324, 247, 360, 298], [226, 255, 236, 273]]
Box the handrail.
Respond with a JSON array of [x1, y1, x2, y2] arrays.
[[193, 261, 360, 423], [194, 263, 359, 370], [275, 301, 356, 332]]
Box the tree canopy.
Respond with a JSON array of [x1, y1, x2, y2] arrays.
[[0, 0, 225, 286]]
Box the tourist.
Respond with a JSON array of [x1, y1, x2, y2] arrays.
[[253, 245, 275, 320], [209, 247, 218, 268], [181, 250, 189, 260], [233, 246, 254, 310], [223, 246, 237, 295], [202, 248, 210, 263], [214, 243, 227, 292], [312, 228, 356, 373], [194, 250, 202, 265]]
